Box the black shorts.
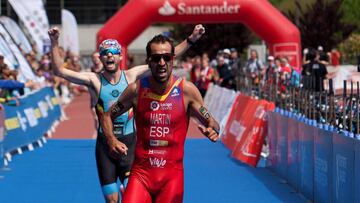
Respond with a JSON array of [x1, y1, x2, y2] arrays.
[[95, 132, 136, 186]]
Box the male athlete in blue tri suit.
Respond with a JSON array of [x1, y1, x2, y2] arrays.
[[48, 25, 205, 203]]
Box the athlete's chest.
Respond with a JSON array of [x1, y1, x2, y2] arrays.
[[139, 94, 185, 127]]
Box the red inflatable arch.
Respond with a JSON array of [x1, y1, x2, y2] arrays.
[[97, 0, 301, 70]]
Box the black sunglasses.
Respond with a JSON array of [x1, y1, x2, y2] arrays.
[[149, 53, 174, 63]]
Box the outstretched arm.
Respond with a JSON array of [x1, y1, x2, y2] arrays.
[[174, 24, 205, 56], [99, 82, 138, 156], [184, 81, 219, 142], [126, 24, 205, 83], [48, 27, 95, 86]]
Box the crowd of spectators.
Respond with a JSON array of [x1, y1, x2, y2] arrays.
[[173, 45, 337, 101], [175, 48, 239, 97], [0, 43, 85, 107]]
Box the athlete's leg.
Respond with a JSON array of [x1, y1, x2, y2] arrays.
[[154, 170, 184, 203], [116, 134, 136, 199], [95, 138, 120, 203], [122, 176, 152, 203]]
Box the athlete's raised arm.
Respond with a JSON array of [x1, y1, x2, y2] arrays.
[[100, 82, 138, 156], [183, 80, 219, 142], [49, 27, 96, 86], [126, 24, 205, 83], [174, 24, 205, 56]]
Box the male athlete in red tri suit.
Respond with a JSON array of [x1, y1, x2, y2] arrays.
[[100, 33, 219, 203]]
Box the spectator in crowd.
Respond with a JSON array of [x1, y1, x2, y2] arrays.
[[190, 55, 201, 85], [216, 55, 236, 90], [90, 51, 103, 74], [0, 78, 37, 106], [181, 56, 193, 72], [229, 48, 241, 79], [317, 46, 330, 66], [303, 48, 310, 64], [210, 50, 223, 68], [265, 56, 276, 85], [280, 57, 292, 75], [330, 48, 341, 67], [0, 79, 35, 89], [29, 51, 40, 70], [0, 55, 8, 70], [34, 68, 47, 86], [245, 49, 264, 87], [197, 55, 216, 97], [223, 48, 231, 64], [40, 54, 54, 83], [281, 57, 300, 87], [302, 49, 328, 91]]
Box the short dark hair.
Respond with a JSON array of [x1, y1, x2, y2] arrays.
[[307, 48, 317, 61], [146, 34, 175, 58]]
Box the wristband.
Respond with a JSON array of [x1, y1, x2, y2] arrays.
[[186, 37, 195, 46]]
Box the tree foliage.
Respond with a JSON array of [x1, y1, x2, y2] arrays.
[[286, 0, 356, 51], [341, 0, 360, 32], [339, 34, 360, 63], [170, 24, 255, 59]]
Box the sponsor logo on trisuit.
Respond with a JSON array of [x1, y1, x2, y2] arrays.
[[148, 149, 167, 155], [149, 157, 167, 168], [150, 139, 169, 147], [171, 87, 180, 97], [150, 101, 160, 111]]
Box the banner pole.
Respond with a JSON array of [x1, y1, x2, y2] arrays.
[[357, 81, 359, 135], [349, 81, 353, 133], [343, 80, 347, 131]]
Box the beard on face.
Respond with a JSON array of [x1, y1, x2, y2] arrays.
[[150, 63, 172, 84], [102, 59, 118, 74], [104, 66, 117, 73]]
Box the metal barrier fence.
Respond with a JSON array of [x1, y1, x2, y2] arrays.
[[236, 71, 360, 138]]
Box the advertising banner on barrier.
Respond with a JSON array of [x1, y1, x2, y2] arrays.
[[287, 117, 299, 189], [355, 139, 360, 203], [1, 87, 61, 153], [276, 113, 288, 179], [314, 128, 333, 203], [332, 133, 354, 203], [0, 104, 5, 168], [213, 89, 237, 122], [298, 122, 315, 201], [206, 85, 220, 115], [221, 94, 252, 150], [203, 83, 214, 106], [264, 109, 359, 202], [231, 100, 275, 167], [219, 92, 240, 136], [267, 112, 278, 172], [205, 85, 238, 136]]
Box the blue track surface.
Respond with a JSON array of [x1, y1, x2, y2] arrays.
[[0, 139, 307, 203]]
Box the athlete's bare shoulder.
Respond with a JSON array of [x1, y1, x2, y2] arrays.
[[182, 80, 199, 96], [127, 81, 139, 93], [182, 79, 204, 107], [124, 65, 150, 83]]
